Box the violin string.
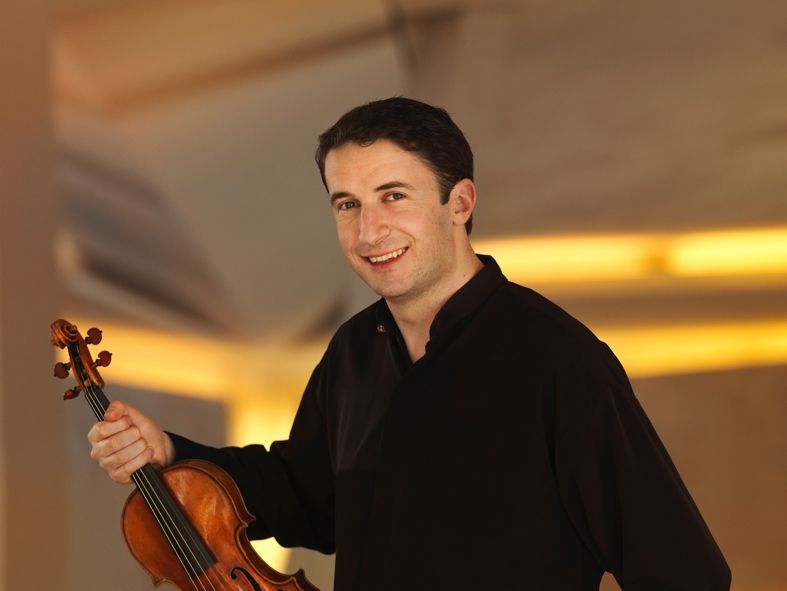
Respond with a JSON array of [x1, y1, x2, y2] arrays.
[[132, 465, 250, 590], [117, 419, 244, 589], [82, 385, 209, 590], [82, 380, 215, 591], [128, 445, 240, 589], [83, 384, 212, 591], [131, 470, 212, 590], [132, 465, 223, 587]]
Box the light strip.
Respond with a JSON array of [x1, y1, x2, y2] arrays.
[[667, 227, 787, 277], [62, 315, 787, 395], [474, 227, 787, 284], [599, 319, 787, 378], [473, 234, 657, 283], [55, 320, 232, 400]]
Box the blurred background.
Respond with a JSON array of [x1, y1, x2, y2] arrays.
[[1, 0, 786, 589]]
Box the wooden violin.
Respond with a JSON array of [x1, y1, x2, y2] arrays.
[[51, 318, 319, 591]]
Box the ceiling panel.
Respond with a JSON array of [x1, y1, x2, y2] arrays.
[[54, 0, 389, 110]]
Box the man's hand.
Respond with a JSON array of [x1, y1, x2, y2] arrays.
[[87, 400, 175, 484]]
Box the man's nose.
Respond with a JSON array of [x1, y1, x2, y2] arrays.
[[358, 204, 390, 245]]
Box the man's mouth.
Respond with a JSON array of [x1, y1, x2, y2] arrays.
[[366, 247, 407, 264]]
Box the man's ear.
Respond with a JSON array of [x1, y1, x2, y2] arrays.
[[450, 179, 477, 226]]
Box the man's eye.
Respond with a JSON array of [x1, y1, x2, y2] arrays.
[[337, 201, 358, 211], [386, 192, 405, 201]]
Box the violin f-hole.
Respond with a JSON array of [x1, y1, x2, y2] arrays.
[[230, 565, 264, 591]]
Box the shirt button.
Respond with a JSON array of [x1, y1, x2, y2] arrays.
[[376, 324, 387, 333]]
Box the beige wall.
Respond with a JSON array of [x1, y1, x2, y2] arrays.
[[0, 0, 69, 588], [599, 364, 787, 591], [634, 365, 787, 591]]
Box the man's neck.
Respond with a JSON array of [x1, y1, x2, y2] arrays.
[[386, 251, 482, 363]]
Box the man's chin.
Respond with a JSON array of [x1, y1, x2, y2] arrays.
[[367, 283, 404, 299], [350, 266, 396, 293], [359, 276, 407, 300]]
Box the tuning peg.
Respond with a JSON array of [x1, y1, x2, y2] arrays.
[[85, 327, 102, 345], [63, 385, 82, 400], [54, 362, 71, 379], [95, 351, 112, 367]]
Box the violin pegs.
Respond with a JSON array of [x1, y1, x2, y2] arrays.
[[53, 361, 71, 379], [95, 350, 112, 368], [85, 327, 103, 346], [63, 385, 82, 400]]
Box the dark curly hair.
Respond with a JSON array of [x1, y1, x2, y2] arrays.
[[315, 97, 474, 234]]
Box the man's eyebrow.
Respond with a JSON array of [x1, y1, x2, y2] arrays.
[[375, 181, 415, 192], [329, 191, 351, 204]]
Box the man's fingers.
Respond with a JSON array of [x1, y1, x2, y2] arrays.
[[108, 446, 153, 484], [87, 415, 131, 444], [97, 438, 146, 470], [99, 440, 150, 482], [89, 426, 141, 460]]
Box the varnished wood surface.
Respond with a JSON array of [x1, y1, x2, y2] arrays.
[[123, 460, 318, 591]]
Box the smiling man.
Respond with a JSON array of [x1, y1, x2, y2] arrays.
[[88, 97, 730, 590]]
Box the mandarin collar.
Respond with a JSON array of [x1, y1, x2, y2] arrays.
[[372, 254, 507, 342]]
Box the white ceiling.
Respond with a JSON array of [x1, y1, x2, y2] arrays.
[[52, 0, 787, 340]]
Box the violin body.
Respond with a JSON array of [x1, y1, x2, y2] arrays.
[[124, 460, 316, 591]]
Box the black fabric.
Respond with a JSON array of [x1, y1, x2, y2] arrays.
[[169, 255, 730, 590]]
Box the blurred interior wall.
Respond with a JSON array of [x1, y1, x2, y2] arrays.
[[597, 363, 787, 591], [634, 364, 787, 591], [0, 0, 69, 589]]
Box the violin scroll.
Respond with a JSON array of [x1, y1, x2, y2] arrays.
[[50, 318, 111, 397]]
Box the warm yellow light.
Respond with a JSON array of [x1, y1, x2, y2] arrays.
[[228, 396, 297, 447], [250, 539, 292, 573], [475, 226, 787, 285], [475, 235, 656, 283], [667, 227, 787, 277], [236, 394, 300, 575], [599, 319, 787, 378], [57, 319, 233, 399]]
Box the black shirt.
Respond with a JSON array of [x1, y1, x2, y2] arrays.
[[171, 255, 730, 590]]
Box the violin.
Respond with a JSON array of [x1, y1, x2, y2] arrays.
[[51, 318, 319, 591]]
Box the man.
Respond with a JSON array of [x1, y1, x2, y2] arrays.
[[88, 97, 731, 590]]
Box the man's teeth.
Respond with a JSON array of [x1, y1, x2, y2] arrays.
[[369, 248, 406, 263]]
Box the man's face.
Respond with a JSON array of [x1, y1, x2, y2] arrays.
[[324, 140, 462, 304]]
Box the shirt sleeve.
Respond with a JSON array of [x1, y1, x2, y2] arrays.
[[552, 340, 731, 590], [167, 356, 335, 554]]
